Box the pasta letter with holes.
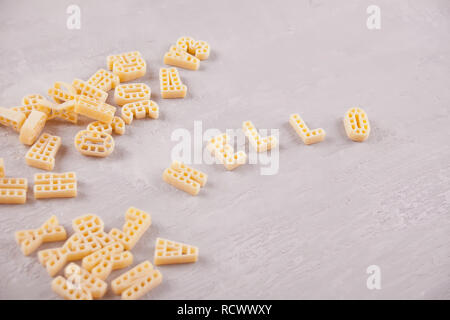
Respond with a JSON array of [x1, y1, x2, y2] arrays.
[[343, 108, 370, 142]]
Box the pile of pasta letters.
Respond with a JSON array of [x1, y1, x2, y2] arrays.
[[0, 36, 214, 202], [1, 35, 371, 299], [15, 208, 198, 300], [1, 37, 208, 300]]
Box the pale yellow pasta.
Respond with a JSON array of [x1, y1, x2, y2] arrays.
[[242, 120, 278, 152], [154, 237, 199, 265], [34, 172, 77, 199], [289, 114, 326, 145], [164, 46, 200, 70], [0, 107, 26, 132], [110, 260, 162, 300], [19, 110, 47, 145], [207, 133, 247, 170], [15, 215, 66, 255], [0, 177, 27, 204], [160, 67, 187, 98], [25, 133, 61, 171]]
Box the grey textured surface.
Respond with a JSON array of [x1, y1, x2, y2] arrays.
[[0, 0, 449, 300]]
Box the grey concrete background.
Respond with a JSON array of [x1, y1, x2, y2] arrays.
[[0, 0, 449, 300]]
